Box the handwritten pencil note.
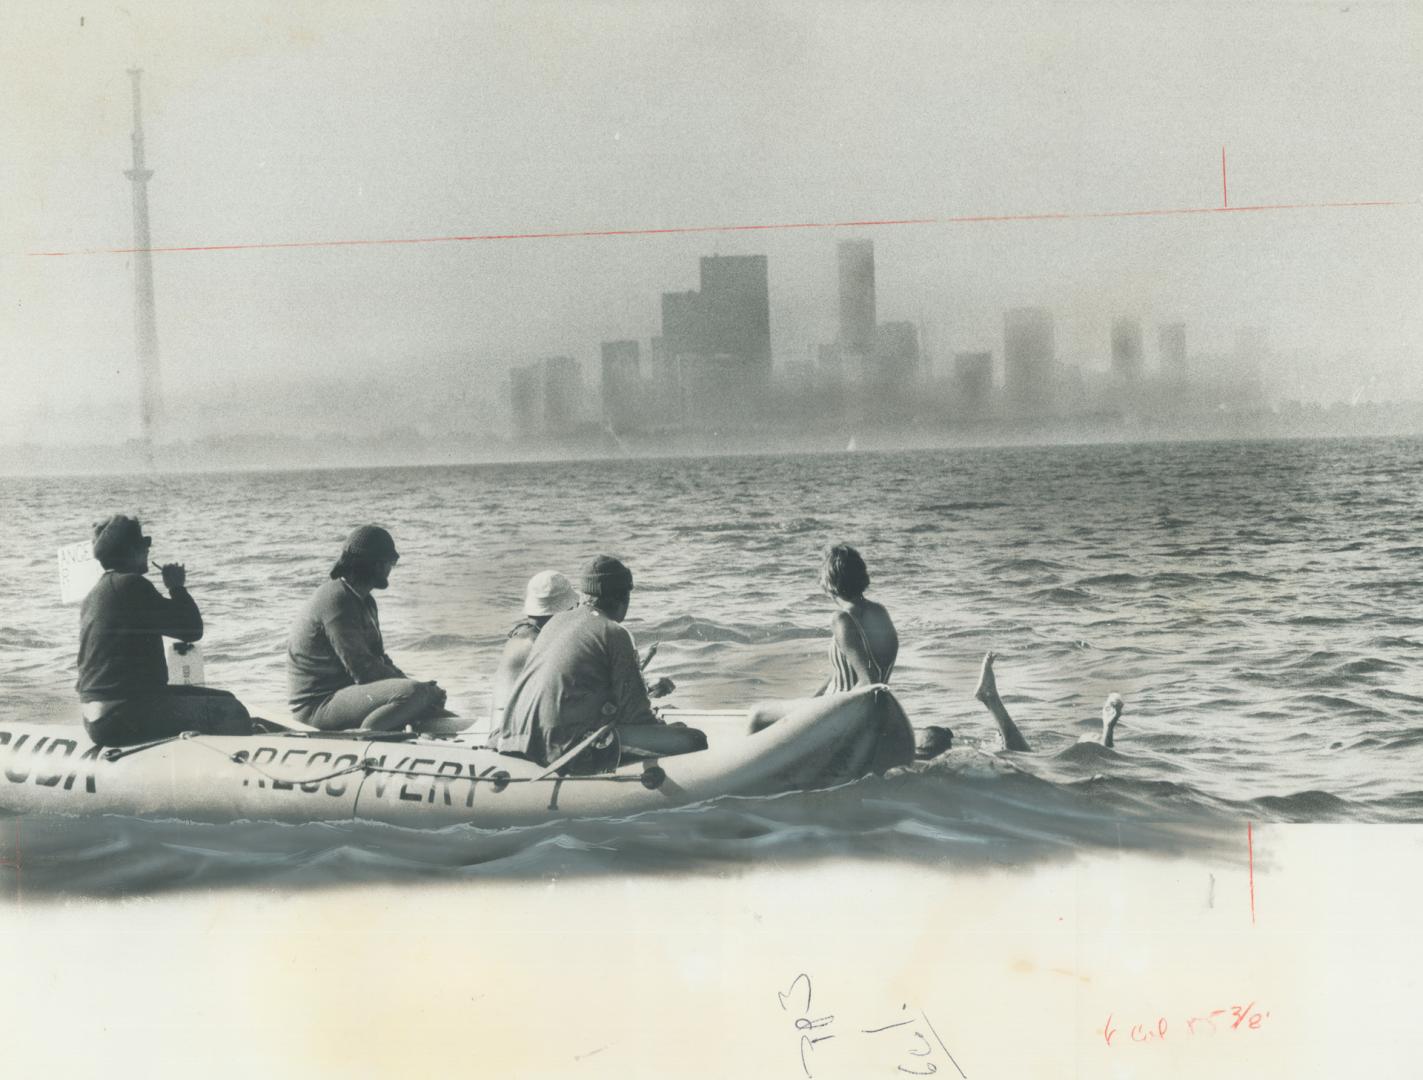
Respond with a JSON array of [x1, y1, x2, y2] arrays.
[[778, 973, 967, 1078]]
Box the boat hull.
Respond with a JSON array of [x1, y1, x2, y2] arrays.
[[0, 687, 909, 827]]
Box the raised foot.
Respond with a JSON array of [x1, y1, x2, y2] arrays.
[[973, 650, 1000, 704]]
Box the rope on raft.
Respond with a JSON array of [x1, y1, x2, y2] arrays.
[[178, 732, 665, 789]]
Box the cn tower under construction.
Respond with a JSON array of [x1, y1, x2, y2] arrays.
[[125, 68, 163, 444]]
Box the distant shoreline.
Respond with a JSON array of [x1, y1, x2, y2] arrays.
[[3, 405, 1422, 478]]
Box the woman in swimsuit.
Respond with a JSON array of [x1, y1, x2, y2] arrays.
[[748, 543, 900, 734], [819, 543, 898, 695]]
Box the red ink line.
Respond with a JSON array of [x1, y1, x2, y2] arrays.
[[1247, 821, 1255, 926], [24, 199, 1410, 258], [1222, 147, 1229, 209]]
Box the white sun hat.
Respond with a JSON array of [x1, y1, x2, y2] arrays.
[[523, 570, 579, 617]]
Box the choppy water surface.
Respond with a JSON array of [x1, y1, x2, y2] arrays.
[[2, 437, 1421, 895]]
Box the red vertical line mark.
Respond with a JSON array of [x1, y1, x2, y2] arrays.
[[1247, 821, 1255, 925], [1222, 147, 1229, 209]]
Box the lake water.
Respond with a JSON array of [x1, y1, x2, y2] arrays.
[[2, 436, 1421, 896]]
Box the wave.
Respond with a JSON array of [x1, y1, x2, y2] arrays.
[[1029, 586, 1094, 605], [914, 501, 1010, 512], [642, 615, 824, 645], [988, 557, 1067, 572], [1, 764, 1244, 899]]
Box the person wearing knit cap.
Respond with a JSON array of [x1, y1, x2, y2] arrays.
[[286, 525, 450, 731], [488, 571, 579, 721], [493, 555, 706, 771], [76, 514, 254, 746]]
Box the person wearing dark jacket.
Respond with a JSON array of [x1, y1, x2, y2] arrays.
[[286, 525, 448, 731], [76, 514, 252, 747]]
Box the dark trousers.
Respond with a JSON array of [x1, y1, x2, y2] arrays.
[[83, 685, 253, 747]]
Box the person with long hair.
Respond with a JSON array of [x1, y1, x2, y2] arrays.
[[286, 525, 448, 731]]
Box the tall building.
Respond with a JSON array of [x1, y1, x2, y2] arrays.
[[542, 357, 581, 428], [657, 254, 772, 426], [661, 290, 707, 359], [1111, 317, 1144, 380], [873, 321, 920, 389], [1003, 307, 1055, 414], [837, 240, 876, 354], [1158, 322, 1187, 374], [507, 356, 583, 439], [952, 352, 994, 413], [600, 340, 641, 431], [508, 365, 540, 438], [700, 254, 771, 380]]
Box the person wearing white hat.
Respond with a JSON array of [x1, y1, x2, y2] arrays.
[[489, 571, 580, 722]]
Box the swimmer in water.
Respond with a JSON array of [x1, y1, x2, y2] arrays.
[[972, 651, 1124, 751]]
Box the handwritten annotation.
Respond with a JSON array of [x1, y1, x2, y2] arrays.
[[778, 973, 967, 1078], [1103, 1001, 1271, 1048]]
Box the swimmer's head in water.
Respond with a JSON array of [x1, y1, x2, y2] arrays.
[[914, 725, 953, 759], [820, 543, 869, 600]]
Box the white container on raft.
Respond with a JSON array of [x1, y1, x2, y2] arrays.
[[0, 687, 910, 828], [166, 641, 205, 686]]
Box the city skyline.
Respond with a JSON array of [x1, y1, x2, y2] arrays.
[[3, 2, 1419, 448]]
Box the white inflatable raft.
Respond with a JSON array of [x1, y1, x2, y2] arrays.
[[0, 687, 910, 827]]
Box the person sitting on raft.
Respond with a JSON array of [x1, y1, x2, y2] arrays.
[[76, 514, 253, 747], [286, 525, 450, 731], [491, 569, 676, 722], [492, 555, 707, 773], [972, 650, 1124, 751], [490, 570, 580, 721], [749, 542, 900, 733]]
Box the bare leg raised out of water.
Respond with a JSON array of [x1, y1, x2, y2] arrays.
[[974, 651, 1033, 752]]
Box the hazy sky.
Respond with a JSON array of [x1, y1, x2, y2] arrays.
[[2, 0, 1419, 443]]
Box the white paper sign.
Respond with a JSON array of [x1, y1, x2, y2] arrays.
[[57, 542, 105, 605]]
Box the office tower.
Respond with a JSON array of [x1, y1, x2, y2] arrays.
[[1004, 307, 1055, 413], [1111, 317, 1144, 379], [1158, 322, 1187, 374], [874, 321, 920, 389], [953, 352, 994, 412], [837, 240, 876, 354], [600, 340, 641, 431], [658, 254, 772, 426], [699, 254, 772, 381], [507, 357, 583, 438]]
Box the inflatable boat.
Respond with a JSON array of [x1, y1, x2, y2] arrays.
[[0, 686, 910, 827]]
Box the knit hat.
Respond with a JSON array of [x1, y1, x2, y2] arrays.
[[92, 514, 150, 567], [581, 554, 633, 597], [523, 570, 578, 616], [342, 525, 399, 562]]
